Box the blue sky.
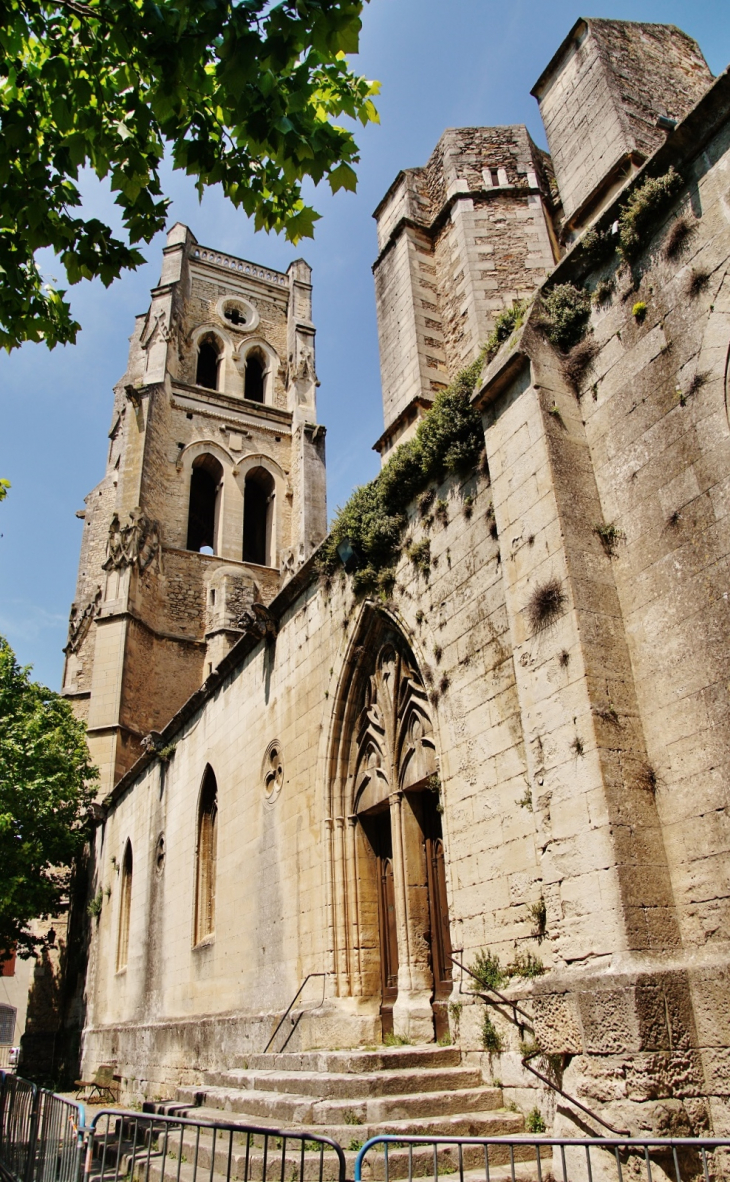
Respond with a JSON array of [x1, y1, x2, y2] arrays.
[[2, 0, 730, 689]]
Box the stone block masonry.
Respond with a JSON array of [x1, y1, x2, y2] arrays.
[[37, 10, 730, 1150]]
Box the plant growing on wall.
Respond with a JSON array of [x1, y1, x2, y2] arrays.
[[594, 522, 626, 557], [481, 1012, 503, 1053], [617, 167, 683, 261], [469, 949, 506, 991], [318, 353, 486, 593], [485, 300, 528, 359], [536, 284, 591, 351], [525, 577, 566, 635], [526, 1108, 547, 1134]]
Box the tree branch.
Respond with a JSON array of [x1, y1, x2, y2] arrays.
[[53, 0, 101, 19]]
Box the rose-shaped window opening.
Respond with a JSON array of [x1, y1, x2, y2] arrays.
[[263, 740, 284, 804]]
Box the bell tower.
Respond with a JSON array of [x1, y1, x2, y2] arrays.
[[62, 223, 327, 794]]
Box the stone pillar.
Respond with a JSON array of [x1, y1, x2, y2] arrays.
[[390, 790, 434, 1042], [477, 334, 697, 1134]]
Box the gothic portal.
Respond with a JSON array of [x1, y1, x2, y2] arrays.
[[327, 610, 453, 1041]]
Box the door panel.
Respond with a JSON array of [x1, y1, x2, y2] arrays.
[[364, 810, 399, 1037]]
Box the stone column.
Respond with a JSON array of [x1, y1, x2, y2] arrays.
[[390, 790, 435, 1042]]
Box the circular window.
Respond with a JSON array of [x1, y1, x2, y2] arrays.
[[216, 296, 259, 333], [263, 740, 284, 805]]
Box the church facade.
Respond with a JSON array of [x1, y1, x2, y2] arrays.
[[54, 18, 730, 1139]]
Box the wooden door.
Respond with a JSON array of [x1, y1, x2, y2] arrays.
[[372, 811, 399, 1037], [422, 794, 453, 1040]]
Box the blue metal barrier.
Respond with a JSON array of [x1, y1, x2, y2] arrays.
[[0, 1071, 85, 1182], [353, 1133, 730, 1182]]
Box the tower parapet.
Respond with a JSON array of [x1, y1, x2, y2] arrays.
[[372, 125, 557, 458], [532, 18, 712, 241]]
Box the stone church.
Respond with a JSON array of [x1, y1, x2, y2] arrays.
[[40, 15, 730, 1144]]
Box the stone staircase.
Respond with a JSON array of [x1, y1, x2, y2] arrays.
[[140, 1046, 543, 1179]]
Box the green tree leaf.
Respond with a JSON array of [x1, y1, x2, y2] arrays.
[[0, 0, 379, 351], [0, 636, 98, 960]]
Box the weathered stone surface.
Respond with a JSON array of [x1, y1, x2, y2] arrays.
[[36, 14, 730, 1146]]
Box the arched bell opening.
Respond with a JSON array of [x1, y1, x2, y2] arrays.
[[187, 453, 224, 554], [327, 608, 452, 1044], [195, 334, 223, 391], [243, 466, 275, 566]]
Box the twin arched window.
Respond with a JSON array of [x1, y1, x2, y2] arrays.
[[194, 334, 270, 403], [194, 766, 218, 944], [116, 840, 133, 971], [185, 455, 275, 565]]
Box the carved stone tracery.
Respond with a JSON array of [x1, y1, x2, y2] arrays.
[[64, 586, 102, 654], [103, 508, 162, 573], [352, 643, 437, 816]]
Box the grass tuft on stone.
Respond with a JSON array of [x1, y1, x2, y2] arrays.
[[526, 577, 566, 634]]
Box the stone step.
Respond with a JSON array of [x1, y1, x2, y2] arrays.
[[238, 1047, 462, 1074], [197, 1065, 484, 1100], [171, 1108, 523, 1151], [135, 1134, 545, 1182], [176, 1083, 502, 1125]]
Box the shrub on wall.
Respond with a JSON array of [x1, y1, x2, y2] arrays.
[[618, 167, 683, 261], [535, 283, 591, 351], [318, 353, 487, 591]]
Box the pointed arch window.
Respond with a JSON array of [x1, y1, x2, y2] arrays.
[[116, 841, 133, 971], [196, 335, 223, 391], [194, 766, 218, 944], [243, 467, 275, 566], [187, 454, 223, 554], [244, 351, 266, 403]]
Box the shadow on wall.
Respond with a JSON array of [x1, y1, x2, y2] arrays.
[[20, 854, 90, 1089]]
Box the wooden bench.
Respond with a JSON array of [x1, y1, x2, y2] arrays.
[[74, 1064, 120, 1103]]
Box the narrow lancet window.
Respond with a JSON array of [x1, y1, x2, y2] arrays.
[[244, 352, 265, 403], [116, 841, 133, 971], [187, 455, 223, 554], [194, 766, 218, 944], [243, 467, 275, 566], [196, 336, 222, 390]]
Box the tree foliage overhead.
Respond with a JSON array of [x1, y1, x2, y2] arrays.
[[0, 636, 97, 959], [0, 0, 379, 350]]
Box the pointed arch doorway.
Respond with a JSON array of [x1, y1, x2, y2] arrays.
[[328, 610, 453, 1043]]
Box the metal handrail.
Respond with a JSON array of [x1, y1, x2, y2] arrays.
[[263, 972, 329, 1053], [450, 956, 629, 1136]]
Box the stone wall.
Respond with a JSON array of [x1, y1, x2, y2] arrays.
[[71, 15, 730, 1141]]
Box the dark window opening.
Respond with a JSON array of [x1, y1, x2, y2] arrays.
[[196, 338, 221, 390], [117, 840, 133, 971], [244, 353, 265, 403], [195, 766, 218, 944], [224, 307, 246, 326], [187, 455, 223, 553], [243, 467, 275, 566]]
